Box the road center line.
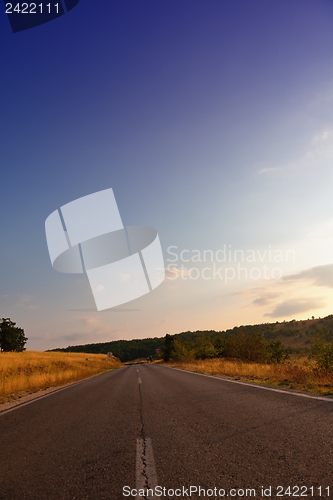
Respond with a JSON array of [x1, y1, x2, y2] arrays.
[[135, 438, 158, 500], [138, 377, 142, 384], [145, 438, 158, 490], [136, 438, 145, 493]]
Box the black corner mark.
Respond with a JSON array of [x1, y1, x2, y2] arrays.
[[3, 0, 81, 33]]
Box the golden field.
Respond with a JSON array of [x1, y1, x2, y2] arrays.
[[0, 351, 121, 404], [168, 358, 333, 395]]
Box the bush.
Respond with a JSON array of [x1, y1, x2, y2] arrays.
[[309, 334, 333, 371], [267, 340, 290, 363]]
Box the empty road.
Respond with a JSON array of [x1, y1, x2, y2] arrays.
[[1, 364, 333, 499]]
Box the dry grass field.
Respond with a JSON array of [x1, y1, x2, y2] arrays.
[[168, 358, 333, 395], [0, 351, 121, 404]]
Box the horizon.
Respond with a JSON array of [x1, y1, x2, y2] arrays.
[[43, 313, 329, 352]]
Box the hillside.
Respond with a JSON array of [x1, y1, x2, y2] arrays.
[[49, 314, 333, 362]]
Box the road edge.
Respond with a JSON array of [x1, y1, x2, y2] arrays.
[[0, 366, 124, 415], [163, 364, 333, 403]]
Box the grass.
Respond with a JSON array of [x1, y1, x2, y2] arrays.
[[0, 351, 121, 404], [167, 358, 333, 395]]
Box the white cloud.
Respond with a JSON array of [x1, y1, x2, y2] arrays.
[[282, 263, 333, 288], [258, 167, 281, 175], [264, 298, 326, 318], [258, 127, 333, 174], [234, 260, 333, 321], [83, 316, 101, 326]]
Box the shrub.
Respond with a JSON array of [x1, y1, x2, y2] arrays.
[[309, 334, 333, 371]]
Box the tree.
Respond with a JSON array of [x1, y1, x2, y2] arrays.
[[267, 340, 289, 363], [163, 334, 176, 361], [191, 336, 216, 359], [163, 334, 194, 362], [169, 338, 193, 362], [0, 318, 28, 352], [309, 333, 333, 371]]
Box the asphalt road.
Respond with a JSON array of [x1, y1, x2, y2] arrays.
[[1, 364, 333, 500]]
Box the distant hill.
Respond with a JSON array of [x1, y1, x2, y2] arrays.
[[48, 337, 165, 363], [48, 314, 333, 362]]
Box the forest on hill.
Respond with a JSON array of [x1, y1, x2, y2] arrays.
[[49, 314, 333, 363]]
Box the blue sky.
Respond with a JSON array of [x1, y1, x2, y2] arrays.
[[2, 0, 333, 350]]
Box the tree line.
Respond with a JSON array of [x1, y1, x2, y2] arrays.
[[163, 332, 289, 364], [50, 337, 165, 362], [49, 314, 333, 369]]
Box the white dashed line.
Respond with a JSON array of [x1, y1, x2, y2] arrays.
[[145, 438, 158, 489], [136, 438, 145, 493], [135, 438, 158, 499]]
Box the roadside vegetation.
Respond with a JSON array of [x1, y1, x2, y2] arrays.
[[167, 357, 333, 395], [163, 331, 333, 395], [0, 351, 121, 404], [163, 330, 290, 364]]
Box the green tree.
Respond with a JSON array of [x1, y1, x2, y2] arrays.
[[191, 336, 216, 359], [169, 338, 194, 362], [309, 333, 333, 371], [267, 340, 289, 363], [163, 334, 175, 361], [0, 318, 28, 352], [163, 334, 194, 362]]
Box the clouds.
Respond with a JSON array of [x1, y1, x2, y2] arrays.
[[257, 79, 333, 177], [83, 316, 101, 326], [258, 126, 333, 175], [252, 294, 279, 307], [282, 263, 333, 288], [264, 298, 325, 318], [59, 328, 121, 343], [236, 261, 333, 320], [30, 328, 121, 345], [258, 167, 281, 175], [300, 128, 333, 168]]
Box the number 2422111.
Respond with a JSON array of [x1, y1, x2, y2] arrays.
[[6, 3, 60, 14]]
